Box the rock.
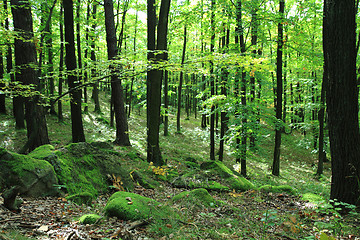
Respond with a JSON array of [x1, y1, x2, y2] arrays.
[[172, 188, 222, 208], [131, 170, 159, 189], [104, 191, 177, 221], [259, 185, 297, 195], [2, 186, 22, 212], [66, 192, 94, 205], [172, 172, 229, 192], [0, 147, 59, 197], [29, 142, 134, 197], [79, 214, 102, 224]]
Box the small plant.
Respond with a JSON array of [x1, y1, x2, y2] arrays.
[[261, 209, 278, 233], [108, 174, 125, 191]]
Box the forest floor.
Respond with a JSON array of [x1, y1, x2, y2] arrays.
[[0, 96, 360, 240]]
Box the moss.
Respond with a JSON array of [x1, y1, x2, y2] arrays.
[[79, 214, 102, 224], [105, 191, 176, 220], [185, 161, 200, 169], [225, 176, 255, 192], [172, 188, 221, 207], [66, 192, 94, 205], [200, 161, 235, 178], [131, 170, 159, 189], [302, 193, 324, 202], [28, 145, 55, 160], [259, 185, 297, 195], [0, 147, 7, 157], [203, 181, 230, 191]]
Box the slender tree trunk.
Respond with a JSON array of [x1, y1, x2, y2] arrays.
[[317, 71, 326, 176], [11, 0, 50, 152], [209, 0, 216, 161], [83, 2, 90, 113], [90, 3, 100, 114], [5, 0, 24, 128], [324, 0, 360, 205], [0, 48, 5, 114], [164, 70, 169, 136], [58, 2, 64, 122], [128, 10, 138, 118], [176, 24, 187, 133], [104, 0, 131, 146], [272, 0, 284, 176], [63, 0, 86, 143]]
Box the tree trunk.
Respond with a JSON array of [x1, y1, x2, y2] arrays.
[[176, 24, 187, 133], [209, 0, 215, 161], [11, 0, 50, 153], [272, 0, 284, 176], [146, 0, 171, 165], [83, 2, 91, 113], [316, 71, 326, 176], [58, 2, 64, 122], [90, 3, 100, 113], [63, 0, 86, 143], [104, 0, 131, 146], [324, 0, 360, 205], [0, 48, 5, 114]]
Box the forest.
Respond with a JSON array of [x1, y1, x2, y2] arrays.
[[0, 0, 360, 239]]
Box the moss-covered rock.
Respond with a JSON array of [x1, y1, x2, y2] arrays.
[[29, 142, 134, 197], [302, 193, 324, 202], [104, 191, 176, 221], [259, 185, 296, 195], [79, 214, 102, 224], [200, 161, 234, 178], [66, 192, 94, 205], [0, 148, 58, 197], [131, 170, 159, 189], [172, 188, 221, 208], [185, 161, 200, 169]]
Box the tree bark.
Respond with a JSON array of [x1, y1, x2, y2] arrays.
[[63, 0, 86, 143], [90, 3, 100, 114], [272, 0, 285, 176], [11, 0, 50, 152], [176, 25, 187, 133], [104, 0, 131, 146], [324, 0, 360, 205], [146, 0, 171, 165], [58, 2, 64, 122]]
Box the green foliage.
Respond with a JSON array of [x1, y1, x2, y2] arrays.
[[79, 214, 102, 224]]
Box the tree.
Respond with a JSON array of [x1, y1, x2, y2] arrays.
[[104, 0, 131, 146], [272, 0, 284, 176], [0, 47, 4, 114], [147, 0, 171, 165], [323, 0, 360, 205], [63, 0, 86, 143], [209, 0, 215, 161], [11, 0, 50, 152]]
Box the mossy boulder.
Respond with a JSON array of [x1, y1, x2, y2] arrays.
[[0, 147, 58, 197], [79, 214, 102, 224], [200, 161, 255, 191], [104, 191, 177, 221], [29, 142, 134, 198], [66, 192, 94, 205], [172, 188, 221, 208], [259, 185, 297, 195], [131, 170, 159, 189], [172, 172, 229, 191], [302, 193, 324, 202]]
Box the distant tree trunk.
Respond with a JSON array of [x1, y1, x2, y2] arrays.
[[147, 0, 171, 165], [164, 70, 169, 136], [58, 2, 64, 122], [218, 26, 229, 162], [316, 71, 326, 176], [63, 0, 86, 143], [11, 0, 50, 152], [324, 0, 360, 205], [0, 48, 5, 114], [5, 0, 24, 128], [83, 2, 91, 113], [90, 3, 100, 113], [104, 0, 131, 146], [176, 24, 187, 133], [128, 10, 138, 119], [76, 0, 85, 113], [272, 0, 284, 176], [209, 0, 215, 161]]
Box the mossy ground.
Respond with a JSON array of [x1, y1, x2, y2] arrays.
[[1, 93, 359, 239]]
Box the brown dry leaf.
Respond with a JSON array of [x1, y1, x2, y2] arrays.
[[289, 215, 297, 224]]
